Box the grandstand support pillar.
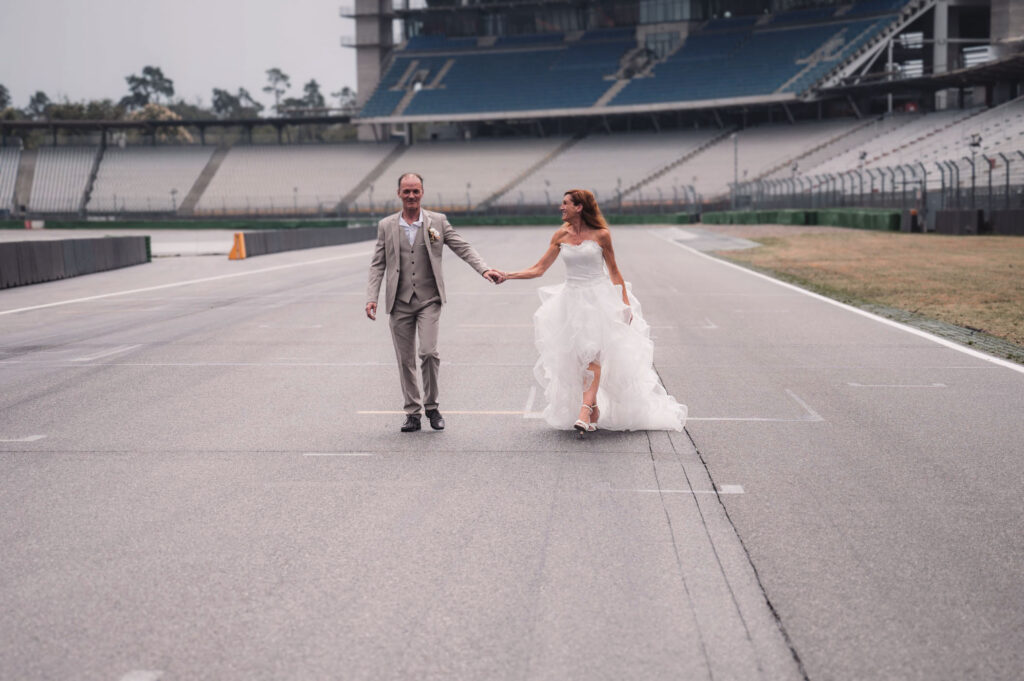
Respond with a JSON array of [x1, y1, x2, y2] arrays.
[[847, 96, 862, 119], [713, 109, 724, 129], [782, 103, 795, 125], [934, 0, 951, 110]]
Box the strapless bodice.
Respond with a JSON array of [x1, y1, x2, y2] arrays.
[[559, 240, 606, 286]]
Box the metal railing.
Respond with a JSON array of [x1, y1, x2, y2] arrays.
[[730, 151, 1024, 217]]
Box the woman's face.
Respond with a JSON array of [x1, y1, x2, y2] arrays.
[[560, 194, 580, 222]]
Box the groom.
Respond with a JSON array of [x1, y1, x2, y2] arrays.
[[365, 172, 504, 432]]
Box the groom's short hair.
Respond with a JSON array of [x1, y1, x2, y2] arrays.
[[398, 172, 424, 189]]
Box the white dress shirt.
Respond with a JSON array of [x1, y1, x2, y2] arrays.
[[399, 212, 423, 246]]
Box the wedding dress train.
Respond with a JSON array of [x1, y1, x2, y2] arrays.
[[532, 240, 687, 431]]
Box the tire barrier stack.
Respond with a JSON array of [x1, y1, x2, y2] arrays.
[[229, 226, 376, 259], [0, 236, 150, 290]]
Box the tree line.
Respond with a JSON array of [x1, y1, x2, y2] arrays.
[[0, 66, 357, 122]]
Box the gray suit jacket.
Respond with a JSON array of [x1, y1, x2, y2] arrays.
[[366, 209, 489, 314]]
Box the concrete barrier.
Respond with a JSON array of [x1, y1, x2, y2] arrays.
[[934, 209, 983, 235], [989, 209, 1024, 236], [229, 226, 377, 259], [0, 236, 150, 290]]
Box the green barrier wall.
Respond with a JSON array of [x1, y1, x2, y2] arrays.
[[702, 208, 900, 231]]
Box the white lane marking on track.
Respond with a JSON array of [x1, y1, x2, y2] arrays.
[[71, 344, 141, 362], [786, 388, 823, 421], [459, 324, 533, 328], [0, 251, 371, 317], [650, 229, 1024, 375], [698, 318, 718, 329], [687, 389, 823, 422], [259, 324, 324, 329], [119, 672, 164, 681], [671, 230, 699, 241], [303, 452, 375, 457], [0, 435, 46, 442], [848, 382, 947, 388]]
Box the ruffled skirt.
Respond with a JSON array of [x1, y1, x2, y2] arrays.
[[532, 279, 687, 431]]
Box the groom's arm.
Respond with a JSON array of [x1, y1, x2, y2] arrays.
[[439, 216, 503, 282], [365, 221, 387, 319]]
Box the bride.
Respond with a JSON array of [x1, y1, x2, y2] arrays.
[[500, 189, 686, 434]]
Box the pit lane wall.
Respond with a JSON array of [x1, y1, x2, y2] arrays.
[[0, 236, 150, 290]]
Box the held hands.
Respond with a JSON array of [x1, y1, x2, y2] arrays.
[[365, 301, 377, 321], [483, 269, 507, 285]]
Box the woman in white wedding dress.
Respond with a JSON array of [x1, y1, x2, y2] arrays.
[[500, 189, 686, 434]]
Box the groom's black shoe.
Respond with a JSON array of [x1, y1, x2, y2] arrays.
[[401, 414, 422, 432], [425, 409, 445, 431]]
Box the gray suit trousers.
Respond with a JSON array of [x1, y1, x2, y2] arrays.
[[389, 294, 442, 414]]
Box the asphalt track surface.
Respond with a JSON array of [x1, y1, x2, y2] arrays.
[[1, 226, 1021, 681]]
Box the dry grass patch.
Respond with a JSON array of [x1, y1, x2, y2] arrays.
[[713, 229, 1024, 346]]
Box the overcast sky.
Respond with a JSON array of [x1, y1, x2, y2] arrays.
[[1, 0, 358, 110]]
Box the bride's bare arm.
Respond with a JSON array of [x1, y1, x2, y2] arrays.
[[597, 230, 630, 306], [505, 229, 565, 280]]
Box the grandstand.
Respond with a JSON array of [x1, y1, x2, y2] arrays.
[[1, 0, 1021, 227], [345, 137, 571, 213], [89, 146, 214, 213], [491, 129, 722, 209], [194, 144, 399, 216], [358, 0, 917, 123], [0, 147, 19, 215], [28, 147, 96, 214]]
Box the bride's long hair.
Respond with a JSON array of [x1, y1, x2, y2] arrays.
[[564, 189, 608, 231]]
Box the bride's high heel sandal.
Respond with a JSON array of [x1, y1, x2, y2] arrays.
[[574, 404, 593, 438], [587, 404, 599, 432]]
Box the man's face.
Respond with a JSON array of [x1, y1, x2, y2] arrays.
[[398, 176, 423, 215]]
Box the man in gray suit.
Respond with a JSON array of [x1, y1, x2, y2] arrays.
[[365, 172, 504, 432]]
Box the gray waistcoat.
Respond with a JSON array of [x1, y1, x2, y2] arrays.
[[396, 226, 440, 304]]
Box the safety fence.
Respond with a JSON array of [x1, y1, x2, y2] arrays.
[[729, 151, 1024, 232]]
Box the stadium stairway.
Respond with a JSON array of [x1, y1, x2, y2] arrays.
[[866, 107, 986, 166], [755, 115, 878, 179], [477, 134, 586, 210], [79, 143, 106, 215], [178, 146, 229, 216], [13, 149, 37, 214], [337, 144, 408, 213], [621, 128, 736, 200]]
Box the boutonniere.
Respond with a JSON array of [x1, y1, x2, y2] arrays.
[[428, 227, 440, 244]]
